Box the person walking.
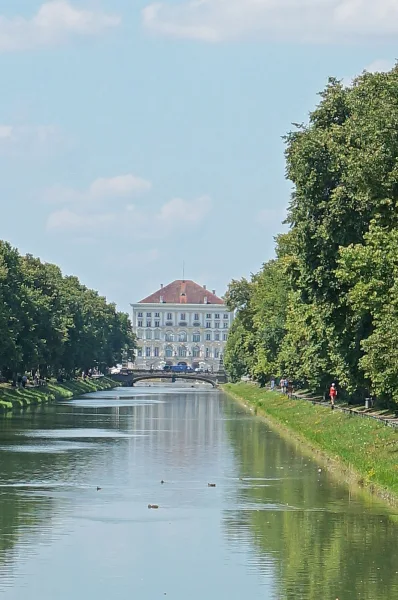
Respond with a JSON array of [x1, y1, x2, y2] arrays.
[[329, 383, 337, 409]]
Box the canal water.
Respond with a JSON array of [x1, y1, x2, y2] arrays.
[[0, 384, 397, 600]]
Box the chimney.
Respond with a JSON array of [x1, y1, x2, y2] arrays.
[[203, 285, 207, 290], [212, 290, 216, 295], [160, 283, 163, 288]]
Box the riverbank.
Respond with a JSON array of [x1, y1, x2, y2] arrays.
[[223, 383, 398, 505], [0, 377, 119, 414]]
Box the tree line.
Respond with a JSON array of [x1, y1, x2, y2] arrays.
[[0, 241, 135, 381], [224, 65, 398, 406]]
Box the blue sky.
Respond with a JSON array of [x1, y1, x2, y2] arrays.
[[0, 1, 396, 313]]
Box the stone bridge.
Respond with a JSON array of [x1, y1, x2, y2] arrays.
[[111, 369, 227, 388]]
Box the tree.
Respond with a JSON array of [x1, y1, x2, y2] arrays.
[[0, 241, 135, 379]]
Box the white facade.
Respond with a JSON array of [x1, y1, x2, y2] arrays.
[[131, 301, 233, 371]]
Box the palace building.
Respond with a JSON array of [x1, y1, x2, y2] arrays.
[[131, 280, 233, 371]]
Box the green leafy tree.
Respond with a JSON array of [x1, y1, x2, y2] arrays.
[[0, 241, 135, 380]]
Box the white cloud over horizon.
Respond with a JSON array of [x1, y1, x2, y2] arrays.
[[46, 195, 212, 238], [45, 175, 212, 241], [0, 1, 120, 52], [142, 0, 398, 43], [44, 174, 152, 205]]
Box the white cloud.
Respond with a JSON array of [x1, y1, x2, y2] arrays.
[[0, 1, 120, 52], [44, 174, 152, 205], [142, 0, 398, 43], [342, 58, 395, 86], [46, 194, 212, 236], [0, 125, 13, 139], [89, 175, 152, 199], [0, 124, 66, 156], [157, 196, 211, 225], [363, 59, 395, 74], [46, 208, 116, 231]]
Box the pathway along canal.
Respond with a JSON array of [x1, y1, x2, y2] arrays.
[[0, 384, 397, 599]]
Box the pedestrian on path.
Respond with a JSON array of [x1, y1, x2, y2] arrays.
[[329, 383, 337, 409]]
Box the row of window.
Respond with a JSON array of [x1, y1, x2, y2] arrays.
[[138, 320, 229, 329], [137, 346, 222, 359], [138, 331, 228, 342], [137, 312, 229, 321]]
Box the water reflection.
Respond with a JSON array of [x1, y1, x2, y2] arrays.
[[222, 401, 398, 599], [0, 385, 396, 599]]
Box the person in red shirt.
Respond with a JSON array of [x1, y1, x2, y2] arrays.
[[329, 383, 337, 409]]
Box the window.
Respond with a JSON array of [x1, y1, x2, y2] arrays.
[[146, 330, 152, 340], [138, 312, 143, 318], [206, 322, 211, 328], [223, 322, 229, 329], [193, 333, 200, 342], [146, 313, 152, 318], [223, 333, 228, 341], [194, 313, 199, 321], [206, 333, 211, 341], [180, 313, 186, 321], [155, 312, 160, 318], [215, 322, 220, 329], [167, 312, 172, 320], [154, 347, 159, 357], [205, 347, 210, 358], [165, 345, 173, 358], [138, 320, 143, 328], [224, 314, 229, 320], [192, 346, 200, 358], [165, 332, 174, 342], [215, 314, 220, 319], [178, 331, 187, 342], [154, 330, 160, 340], [137, 329, 143, 339], [146, 320, 151, 328], [146, 347, 151, 357], [155, 321, 160, 328], [178, 346, 187, 358], [137, 348, 142, 357], [214, 349, 220, 359], [206, 313, 211, 319], [215, 333, 220, 341]]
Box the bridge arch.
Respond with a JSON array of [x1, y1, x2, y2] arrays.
[[111, 371, 224, 388], [131, 373, 218, 388]]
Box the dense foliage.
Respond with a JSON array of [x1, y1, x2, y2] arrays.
[[225, 65, 398, 405], [0, 241, 135, 379]]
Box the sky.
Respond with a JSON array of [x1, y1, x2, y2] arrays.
[[0, 1, 396, 314]]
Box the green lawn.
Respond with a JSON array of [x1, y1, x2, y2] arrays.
[[0, 377, 119, 413], [223, 383, 398, 501]]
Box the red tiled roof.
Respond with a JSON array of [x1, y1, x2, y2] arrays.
[[139, 280, 224, 305]]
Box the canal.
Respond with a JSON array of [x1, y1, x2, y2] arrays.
[[0, 384, 397, 599]]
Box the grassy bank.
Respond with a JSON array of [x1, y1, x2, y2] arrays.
[[223, 383, 398, 503], [0, 377, 119, 414]]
